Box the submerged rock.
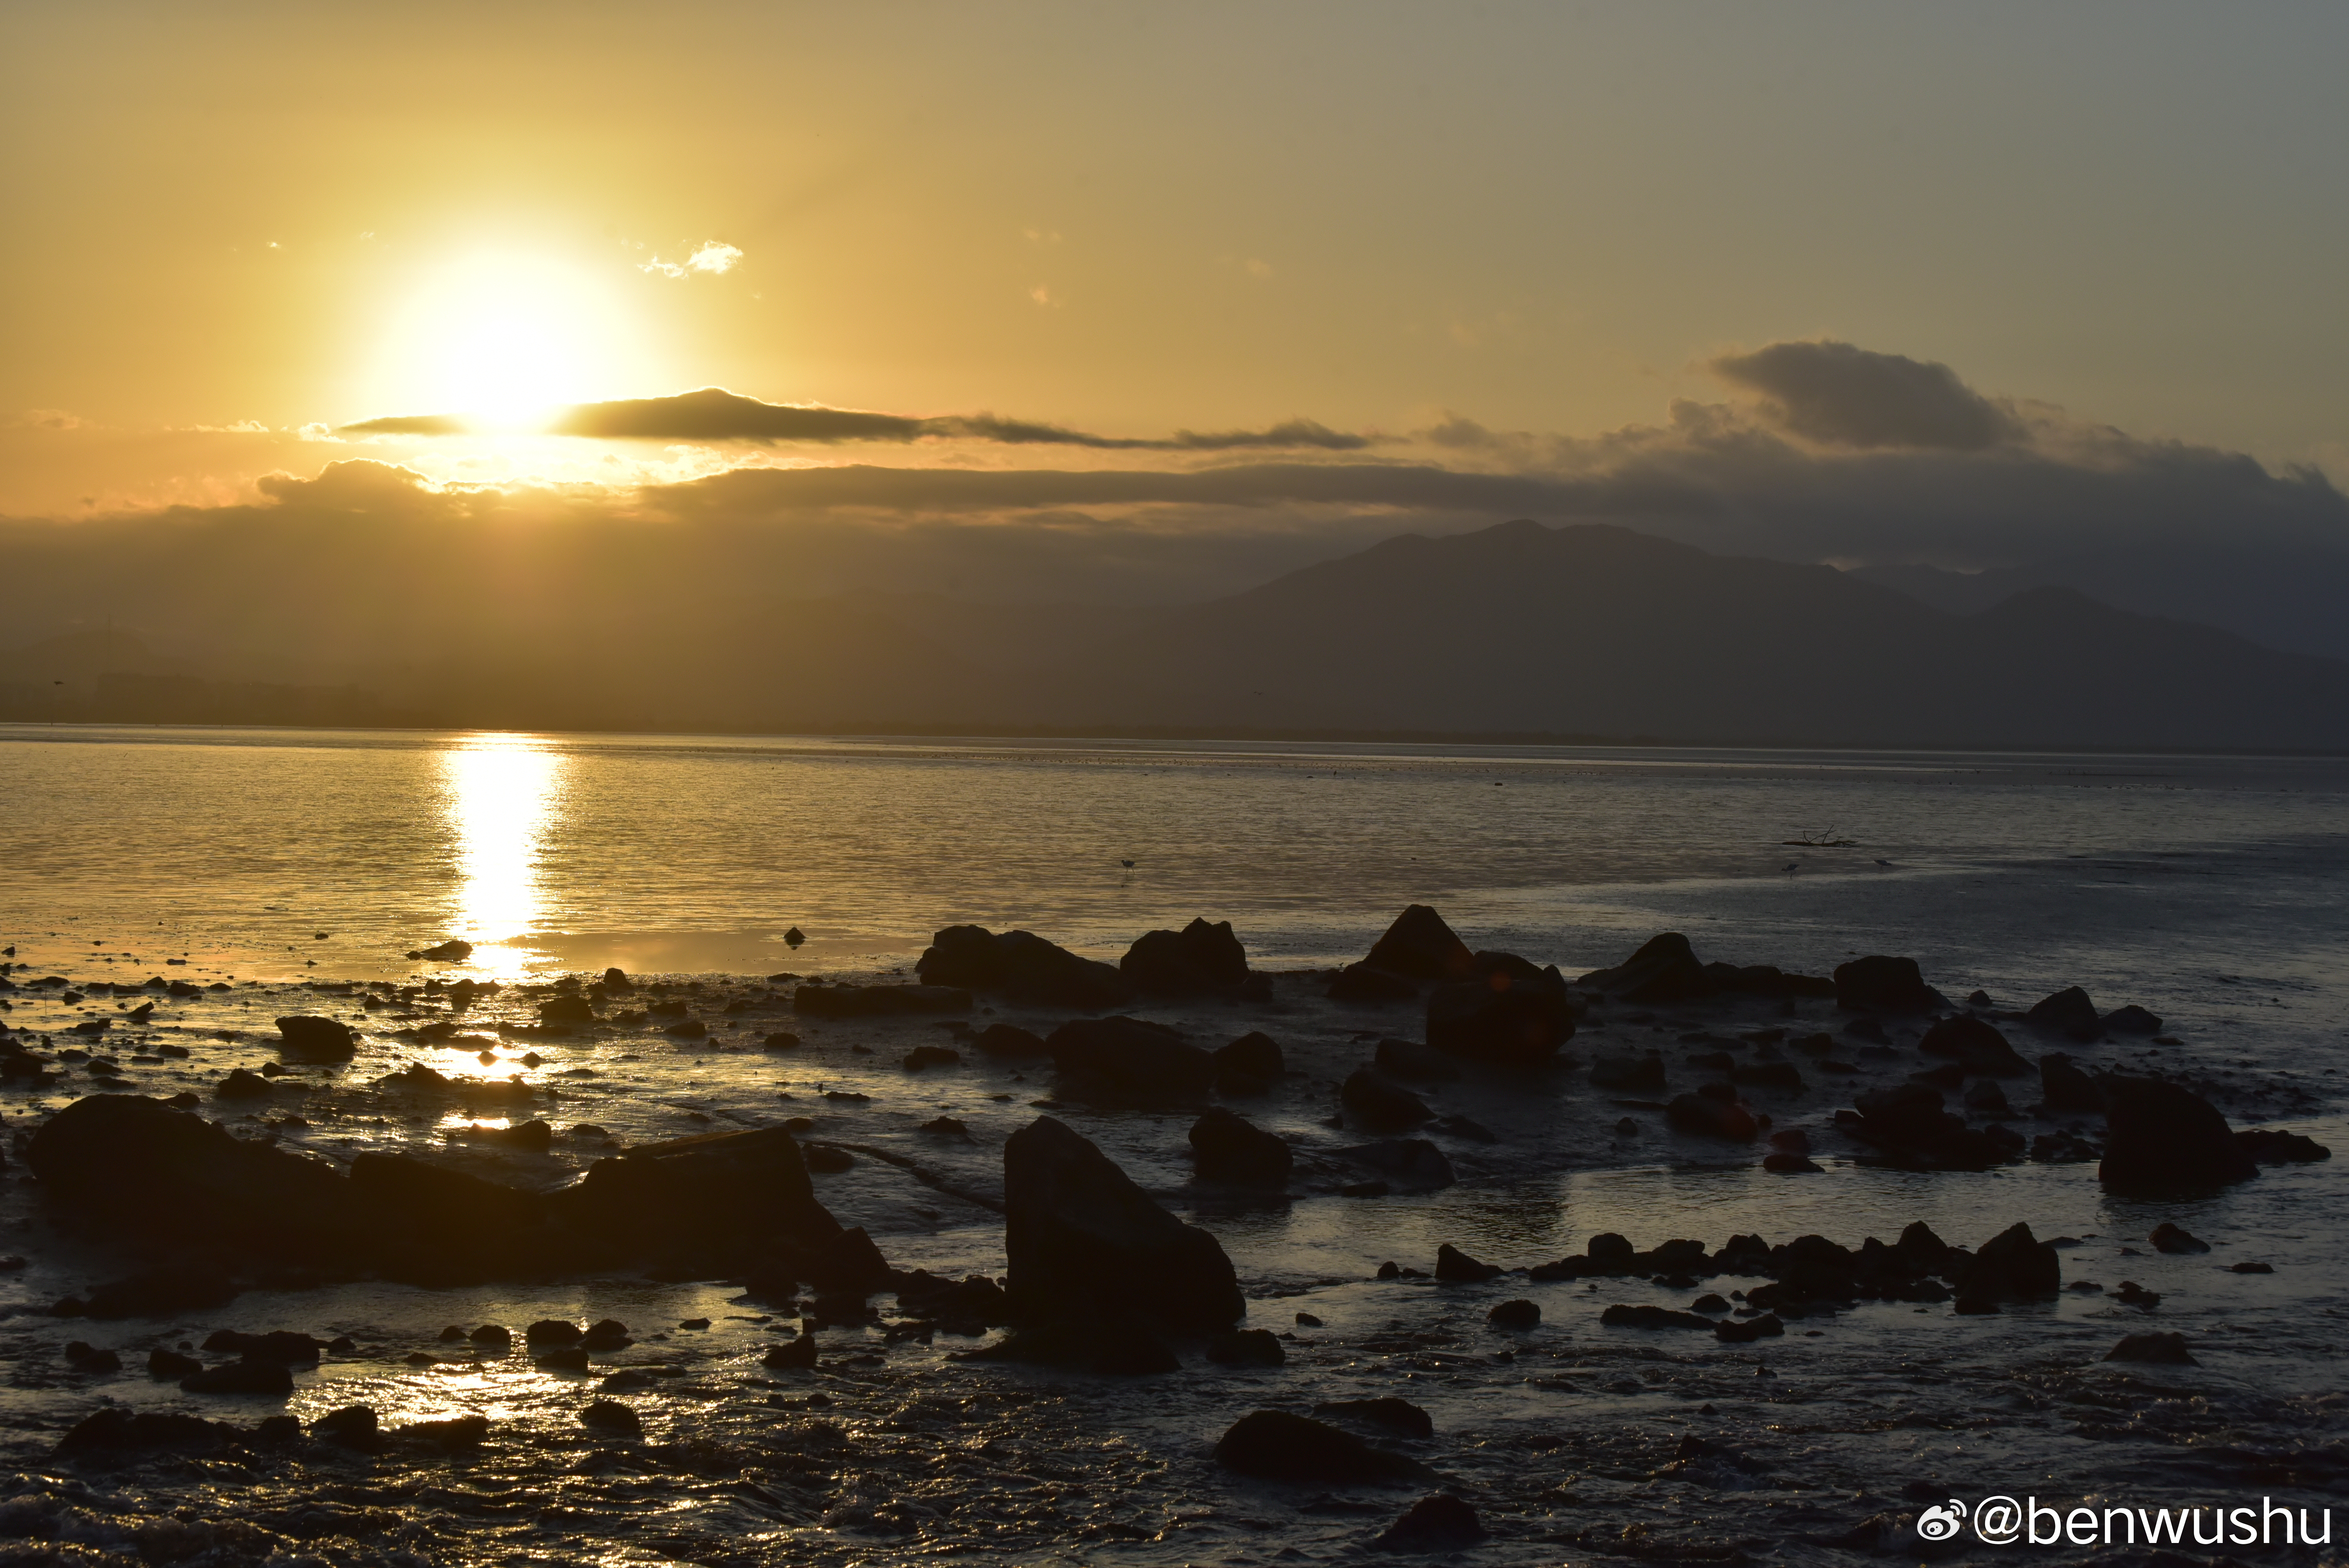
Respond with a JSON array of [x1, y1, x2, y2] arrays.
[[2103, 1003, 2164, 1036], [1187, 1107, 1292, 1187], [1375, 1495, 1485, 1552], [2149, 1222, 2209, 1254], [1003, 1115, 1242, 1334], [1953, 1222, 2061, 1305], [1578, 932, 1710, 1003], [1590, 1053, 1666, 1092], [1433, 1243, 1504, 1282], [553, 1125, 844, 1265], [1205, 1328, 1285, 1367], [1214, 1410, 1434, 1485], [1342, 1068, 1432, 1132], [2099, 1077, 2258, 1195], [1918, 1014, 2030, 1077], [2105, 1331, 2196, 1365], [274, 1015, 356, 1063], [1120, 918, 1249, 995], [1047, 1016, 1215, 1102], [1426, 955, 1577, 1065], [1833, 955, 1938, 1013], [1333, 1139, 1456, 1192], [2039, 1053, 2107, 1113], [2237, 1127, 2331, 1164], [1314, 1397, 1433, 1439], [1212, 1030, 1284, 1092], [2026, 986, 2103, 1041]]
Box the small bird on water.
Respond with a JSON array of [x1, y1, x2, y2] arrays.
[[1119, 859, 1135, 869], [1783, 862, 1799, 877]]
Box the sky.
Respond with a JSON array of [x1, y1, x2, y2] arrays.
[[2, 0, 2346, 615]]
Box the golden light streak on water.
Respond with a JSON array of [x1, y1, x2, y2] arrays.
[[443, 732, 563, 978]]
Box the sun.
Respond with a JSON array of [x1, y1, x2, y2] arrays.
[[369, 251, 642, 429]]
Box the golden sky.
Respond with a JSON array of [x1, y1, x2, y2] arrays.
[[2, 2, 2345, 525]]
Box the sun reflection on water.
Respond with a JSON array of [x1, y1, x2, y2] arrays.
[[443, 733, 563, 976]]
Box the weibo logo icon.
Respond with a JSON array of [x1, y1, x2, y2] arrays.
[[1917, 1499, 1969, 1542]]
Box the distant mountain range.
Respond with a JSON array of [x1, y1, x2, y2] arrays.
[[6, 520, 2346, 750]]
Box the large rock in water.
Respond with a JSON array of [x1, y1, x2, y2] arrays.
[[26, 1094, 350, 1252], [1578, 932, 1710, 1003], [1363, 905, 1475, 982], [1918, 1015, 2030, 1077], [1342, 1068, 1432, 1132], [1833, 955, 1938, 1012], [1187, 1108, 1292, 1187], [2099, 1076, 2258, 1195], [916, 925, 1130, 1009], [1046, 1016, 1215, 1102], [1426, 953, 1577, 1065], [349, 1155, 551, 1280], [274, 1015, 356, 1063], [1213, 1410, 1434, 1485], [552, 1126, 843, 1262], [2040, 1053, 2107, 1113], [1003, 1116, 1242, 1333], [2026, 986, 2103, 1042], [1120, 919, 1249, 994], [1953, 1222, 2061, 1303]]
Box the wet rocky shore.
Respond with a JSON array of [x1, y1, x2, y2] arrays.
[[0, 906, 2341, 1566]]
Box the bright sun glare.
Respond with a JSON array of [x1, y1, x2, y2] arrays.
[[374, 253, 637, 428]]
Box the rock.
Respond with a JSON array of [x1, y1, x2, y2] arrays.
[[1120, 918, 1249, 994], [580, 1399, 643, 1435], [1762, 1151, 1823, 1173], [602, 968, 632, 992], [203, 1329, 321, 1363], [1205, 1328, 1285, 1367], [1342, 1068, 1432, 1131], [1713, 1313, 1786, 1343], [2230, 1261, 2274, 1274], [2103, 1004, 2163, 1035], [348, 1154, 548, 1277], [536, 1347, 591, 1371], [1426, 962, 1577, 1065], [1046, 1016, 1215, 1101], [2026, 986, 2103, 1041], [148, 1348, 203, 1377], [1601, 1303, 1717, 1331], [538, 996, 595, 1027], [793, 983, 971, 1018], [1363, 905, 1475, 982], [1214, 1410, 1434, 1485], [761, 1334, 817, 1370], [581, 1318, 632, 1350], [1333, 1140, 1456, 1191], [1578, 932, 1709, 1003], [471, 1324, 512, 1347], [2100, 1077, 2258, 1195], [2105, 1331, 2196, 1365], [1706, 962, 1836, 999], [1375, 1494, 1485, 1552], [71, 1263, 239, 1320], [313, 1404, 383, 1449], [65, 1343, 121, 1373], [2114, 1281, 2160, 1308], [1839, 1083, 2007, 1171], [2040, 1053, 2107, 1113], [401, 1414, 490, 1447], [1918, 1014, 2030, 1076], [1212, 1031, 1284, 1092], [920, 1115, 971, 1138], [916, 925, 1129, 1009], [1954, 1223, 2060, 1303], [2149, 1222, 2209, 1254], [1666, 1089, 1757, 1141], [217, 1068, 275, 1098], [2237, 1128, 2331, 1164], [1187, 1107, 1292, 1187], [1373, 1037, 1458, 1082], [1963, 1079, 2009, 1113], [1487, 1299, 1539, 1329], [761, 1032, 800, 1051], [1833, 955, 1937, 1013], [553, 1126, 843, 1262], [1433, 1243, 1504, 1282], [1003, 1116, 1242, 1333], [1327, 963, 1419, 1003], [1590, 1053, 1666, 1092], [55, 1408, 237, 1455], [903, 1044, 962, 1071], [181, 1360, 295, 1395], [275, 1015, 356, 1062], [27, 1094, 349, 1254], [803, 1144, 853, 1174], [527, 1319, 583, 1346], [1314, 1397, 1433, 1439], [973, 1023, 1049, 1058]]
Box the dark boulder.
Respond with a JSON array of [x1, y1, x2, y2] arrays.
[[903, 1044, 962, 1071], [2099, 1077, 2258, 1195], [217, 1069, 275, 1099], [1120, 918, 1249, 994], [1578, 932, 1709, 1004], [1003, 1116, 1242, 1334], [1833, 955, 1937, 1013], [2040, 1054, 2107, 1114], [55, 1408, 237, 1455], [182, 1360, 294, 1395], [1363, 905, 1474, 982], [1375, 1494, 1485, 1552], [916, 925, 1129, 1009], [538, 996, 595, 1027], [793, 983, 971, 1018], [1205, 1328, 1285, 1367], [1046, 1016, 1215, 1102], [406, 939, 473, 962], [1839, 1083, 2007, 1171], [1333, 1139, 1456, 1192], [1314, 1397, 1433, 1439], [1433, 1243, 1503, 1282], [552, 1126, 843, 1262], [1327, 963, 1418, 1005], [2103, 1004, 2164, 1036], [2237, 1128, 2331, 1164], [349, 1155, 549, 1277], [1426, 964, 1576, 1066], [313, 1404, 383, 1450], [73, 1264, 239, 1320], [1188, 1108, 1292, 1187], [1602, 1303, 1717, 1331], [580, 1399, 643, 1435], [2026, 987, 2103, 1042], [1706, 962, 1836, 999], [2149, 1222, 2208, 1254], [1214, 1410, 1434, 1485], [203, 1329, 321, 1363], [973, 1023, 1050, 1059], [1342, 1069, 1432, 1132], [1487, 1299, 1539, 1329], [27, 1094, 349, 1253], [1953, 1223, 2060, 1303], [1666, 1089, 1757, 1142], [1918, 1015, 2030, 1077], [1373, 1037, 1459, 1082], [2105, 1331, 2196, 1365], [275, 1015, 356, 1063], [1212, 1031, 1284, 1092]]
